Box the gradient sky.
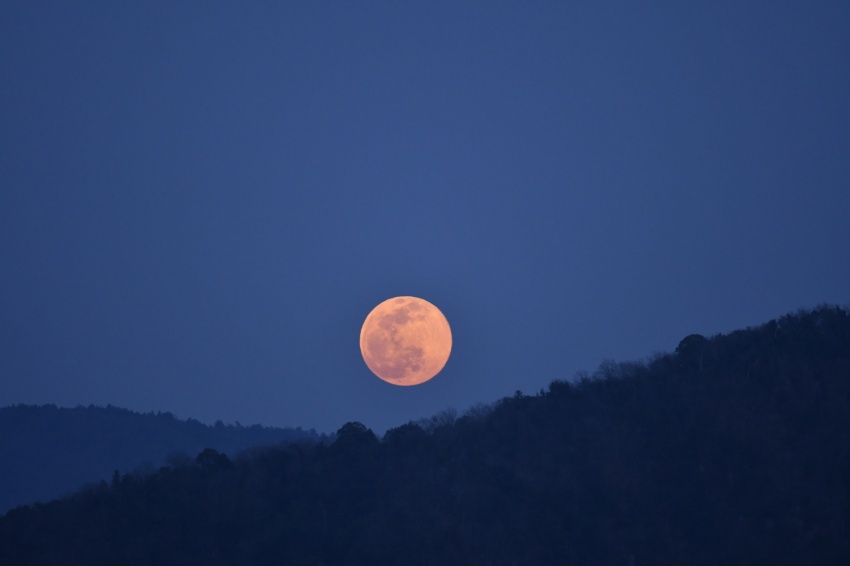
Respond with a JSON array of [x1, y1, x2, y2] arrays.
[[2, 2, 848, 434]]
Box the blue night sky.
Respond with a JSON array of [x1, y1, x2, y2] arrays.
[[2, 2, 848, 434]]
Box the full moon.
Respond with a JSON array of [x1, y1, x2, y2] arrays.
[[360, 296, 452, 386]]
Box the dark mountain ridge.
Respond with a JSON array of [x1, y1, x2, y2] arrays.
[[0, 404, 321, 514], [1, 305, 848, 564]]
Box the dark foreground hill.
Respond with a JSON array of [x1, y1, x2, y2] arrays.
[[1, 306, 849, 565], [0, 404, 320, 513]]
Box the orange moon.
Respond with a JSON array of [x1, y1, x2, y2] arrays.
[[360, 296, 452, 386]]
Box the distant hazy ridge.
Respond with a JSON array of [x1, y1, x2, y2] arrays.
[[0, 404, 320, 513]]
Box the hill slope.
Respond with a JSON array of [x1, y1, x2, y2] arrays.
[[0, 404, 320, 513], [1, 306, 848, 564]]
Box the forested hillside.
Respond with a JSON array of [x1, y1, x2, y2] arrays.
[[0, 405, 320, 513], [1, 306, 848, 565]]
